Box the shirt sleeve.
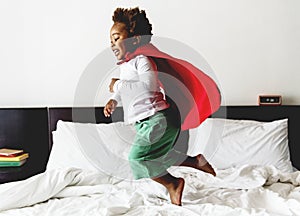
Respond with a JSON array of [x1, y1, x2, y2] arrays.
[[109, 91, 121, 104], [114, 56, 158, 93]]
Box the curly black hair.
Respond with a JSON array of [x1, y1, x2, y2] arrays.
[[112, 7, 153, 45]]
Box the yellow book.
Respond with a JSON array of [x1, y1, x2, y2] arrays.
[[0, 153, 29, 162]]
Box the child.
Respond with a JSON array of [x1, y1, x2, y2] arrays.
[[104, 7, 221, 206]]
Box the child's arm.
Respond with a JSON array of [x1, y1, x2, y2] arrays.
[[109, 78, 119, 93], [104, 78, 121, 117], [113, 56, 158, 93]]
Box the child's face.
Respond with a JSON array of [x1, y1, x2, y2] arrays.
[[110, 22, 129, 60]]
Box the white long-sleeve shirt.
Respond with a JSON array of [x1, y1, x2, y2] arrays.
[[110, 54, 169, 124]]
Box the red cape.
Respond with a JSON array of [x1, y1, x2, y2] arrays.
[[119, 43, 221, 130]]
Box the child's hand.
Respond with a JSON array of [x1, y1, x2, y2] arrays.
[[109, 78, 120, 93], [104, 99, 118, 117]]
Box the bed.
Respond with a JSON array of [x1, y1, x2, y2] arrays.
[[0, 106, 300, 215]]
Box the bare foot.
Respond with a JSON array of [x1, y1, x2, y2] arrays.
[[195, 154, 216, 176], [181, 154, 216, 176], [168, 177, 185, 206]]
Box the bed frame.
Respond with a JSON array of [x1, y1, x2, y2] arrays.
[[1, 105, 300, 183]]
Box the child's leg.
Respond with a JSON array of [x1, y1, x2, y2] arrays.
[[152, 172, 185, 206], [179, 154, 216, 176]]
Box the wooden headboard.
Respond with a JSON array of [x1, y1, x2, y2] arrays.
[[1, 105, 299, 184]]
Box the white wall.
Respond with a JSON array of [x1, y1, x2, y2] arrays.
[[0, 0, 299, 107]]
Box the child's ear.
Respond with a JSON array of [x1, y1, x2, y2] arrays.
[[133, 35, 141, 45]]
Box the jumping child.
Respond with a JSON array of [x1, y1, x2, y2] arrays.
[[104, 7, 220, 206]]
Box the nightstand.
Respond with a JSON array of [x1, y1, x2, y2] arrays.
[[0, 108, 49, 184], [0, 162, 34, 184]]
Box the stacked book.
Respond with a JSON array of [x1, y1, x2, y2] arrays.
[[0, 148, 29, 167]]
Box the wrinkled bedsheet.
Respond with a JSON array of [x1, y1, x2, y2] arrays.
[[0, 165, 300, 216]]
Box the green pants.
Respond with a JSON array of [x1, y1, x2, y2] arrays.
[[128, 108, 185, 179]]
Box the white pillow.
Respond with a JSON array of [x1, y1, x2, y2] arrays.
[[48, 118, 293, 175], [48, 130, 97, 171], [188, 118, 293, 173], [47, 120, 137, 180]]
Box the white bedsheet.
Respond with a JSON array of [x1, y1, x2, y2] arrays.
[[0, 165, 300, 216]]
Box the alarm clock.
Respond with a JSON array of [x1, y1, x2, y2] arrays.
[[258, 95, 282, 106]]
